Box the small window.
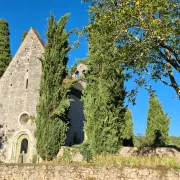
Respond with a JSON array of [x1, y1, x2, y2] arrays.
[[75, 71, 80, 78], [26, 79, 28, 89], [26, 70, 28, 72], [19, 113, 29, 125], [10, 84, 12, 86]]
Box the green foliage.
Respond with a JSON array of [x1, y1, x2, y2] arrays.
[[170, 136, 180, 147], [121, 109, 134, 146], [82, 5, 126, 153], [134, 136, 147, 148], [36, 13, 72, 160], [80, 143, 93, 162], [69, 62, 77, 76], [0, 19, 11, 77], [21, 32, 28, 42], [60, 148, 73, 163], [83, 0, 180, 99], [146, 96, 170, 147]]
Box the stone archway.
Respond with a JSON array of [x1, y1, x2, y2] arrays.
[[9, 130, 34, 163], [15, 134, 30, 163]]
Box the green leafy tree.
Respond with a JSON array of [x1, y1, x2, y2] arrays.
[[69, 62, 77, 76], [146, 96, 170, 147], [122, 109, 134, 146], [21, 32, 28, 42], [36, 13, 72, 160], [0, 19, 11, 77], [82, 13, 126, 153], [83, 0, 180, 99]]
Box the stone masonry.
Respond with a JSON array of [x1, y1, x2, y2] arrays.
[[0, 28, 44, 163], [0, 164, 180, 180], [0, 28, 87, 163]]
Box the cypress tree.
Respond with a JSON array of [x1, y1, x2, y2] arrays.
[[146, 96, 170, 147], [0, 19, 11, 77], [82, 32, 126, 153], [121, 109, 134, 147], [36, 13, 71, 160]]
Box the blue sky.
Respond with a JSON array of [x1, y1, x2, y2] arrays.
[[0, 0, 180, 136]]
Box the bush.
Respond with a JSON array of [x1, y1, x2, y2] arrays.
[[80, 143, 93, 162]]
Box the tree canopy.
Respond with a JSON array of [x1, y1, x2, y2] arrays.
[[83, 0, 180, 99]]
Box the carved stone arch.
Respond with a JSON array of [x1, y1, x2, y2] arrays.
[[9, 129, 34, 163]]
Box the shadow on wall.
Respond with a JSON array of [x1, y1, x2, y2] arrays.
[[66, 85, 85, 146]]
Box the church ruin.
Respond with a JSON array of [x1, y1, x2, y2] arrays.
[[0, 28, 86, 163]]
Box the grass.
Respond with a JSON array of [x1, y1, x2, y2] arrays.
[[92, 154, 180, 169], [53, 152, 180, 169], [1, 155, 180, 170], [134, 136, 180, 148]]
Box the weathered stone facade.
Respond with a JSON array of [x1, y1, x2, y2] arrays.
[[0, 28, 44, 163], [0, 164, 179, 180], [0, 28, 87, 163]]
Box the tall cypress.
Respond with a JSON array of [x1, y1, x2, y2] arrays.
[[121, 109, 134, 146], [0, 19, 11, 77], [36, 13, 71, 160], [82, 32, 126, 153], [146, 96, 170, 147]]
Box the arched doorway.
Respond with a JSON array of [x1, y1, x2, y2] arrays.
[[15, 134, 30, 163], [20, 138, 28, 153], [66, 82, 85, 146]]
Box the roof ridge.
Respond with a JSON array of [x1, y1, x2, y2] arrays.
[[30, 27, 45, 47]]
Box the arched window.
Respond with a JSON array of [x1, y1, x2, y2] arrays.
[[20, 138, 28, 154]]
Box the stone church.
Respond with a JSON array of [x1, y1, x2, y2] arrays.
[[0, 28, 86, 163]]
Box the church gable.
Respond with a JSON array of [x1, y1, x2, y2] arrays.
[[0, 28, 44, 163]]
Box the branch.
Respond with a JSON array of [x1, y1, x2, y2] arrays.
[[166, 63, 180, 98], [157, 40, 180, 64], [157, 48, 180, 73]]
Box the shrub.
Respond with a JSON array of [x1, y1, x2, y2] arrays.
[[80, 143, 93, 162]]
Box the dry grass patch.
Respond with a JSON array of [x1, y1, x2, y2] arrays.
[[92, 154, 180, 169]]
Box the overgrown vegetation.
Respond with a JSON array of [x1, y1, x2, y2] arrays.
[[135, 136, 180, 148], [21, 31, 28, 42], [83, 0, 180, 99], [122, 109, 134, 146], [52, 153, 180, 169], [36, 13, 72, 160], [0, 19, 11, 77], [146, 96, 170, 147], [82, 31, 127, 154]]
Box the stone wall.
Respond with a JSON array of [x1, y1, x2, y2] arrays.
[[0, 28, 44, 163], [0, 164, 179, 180]]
